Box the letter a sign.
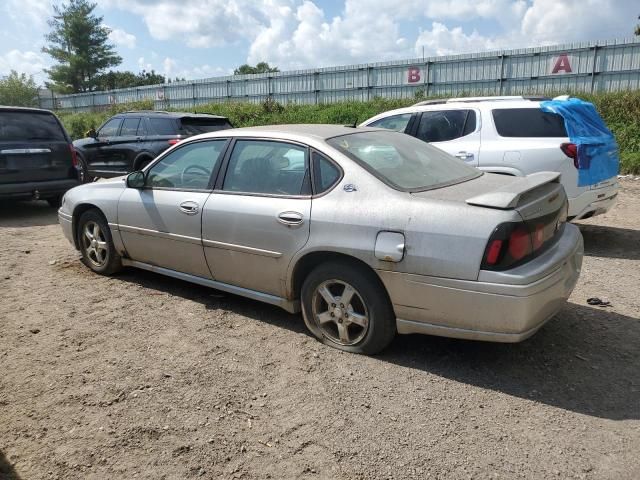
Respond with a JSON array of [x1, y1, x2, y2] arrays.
[[551, 54, 573, 74]]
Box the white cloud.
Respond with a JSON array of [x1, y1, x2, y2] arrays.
[[163, 57, 177, 77], [2, 0, 51, 29], [0, 50, 48, 82], [415, 23, 499, 57], [98, 0, 638, 75], [108, 27, 137, 49]]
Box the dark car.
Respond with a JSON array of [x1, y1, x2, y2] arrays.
[[0, 106, 79, 207], [74, 111, 233, 180]]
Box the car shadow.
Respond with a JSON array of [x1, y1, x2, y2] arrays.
[[0, 200, 59, 228], [577, 223, 640, 260], [0, 450, 21, 480], [114, 268, 639, 421]]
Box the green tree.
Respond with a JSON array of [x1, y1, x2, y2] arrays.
[[234, 62, 279, 75], [0, 71, 39, 107], [94, 70, 166, 90], [42, 0, 121, 93]]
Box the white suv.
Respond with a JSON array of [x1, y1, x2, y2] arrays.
[[360, 96, 618, 220]]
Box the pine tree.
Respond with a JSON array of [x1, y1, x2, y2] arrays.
[[42, 0, 121, 93]]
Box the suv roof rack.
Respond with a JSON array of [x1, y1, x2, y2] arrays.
[[121, 110, 170, 114], [412, 95, 552, 106]]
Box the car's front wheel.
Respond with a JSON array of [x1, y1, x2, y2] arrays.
[[301, 261, 396, 354], [77, 209, 122, 275]]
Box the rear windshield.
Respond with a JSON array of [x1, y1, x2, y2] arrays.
[[0, 111, 66, 142], [492, 108, 567, 137], [179, 118, 233, 135], [327, 130, 480, 192]]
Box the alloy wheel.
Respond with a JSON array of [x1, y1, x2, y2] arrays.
[[311, 279, 370, 346], [81, 221, 108, 268]]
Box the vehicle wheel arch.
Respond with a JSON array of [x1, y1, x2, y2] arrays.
[[72, 203, 105, 249], [289, 250, 391, 303]]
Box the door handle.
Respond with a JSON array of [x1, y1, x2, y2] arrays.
[[277, 211, 304, 226], [455, 151, 474, 160], [179, 200, 200, 215]]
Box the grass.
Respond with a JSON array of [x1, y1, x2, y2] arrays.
[[56, 91, 640, 174]]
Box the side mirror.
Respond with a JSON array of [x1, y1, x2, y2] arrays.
[[126, 171, 145, 189], [86, 128, 97, 138]]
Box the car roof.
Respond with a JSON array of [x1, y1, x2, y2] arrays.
[[0, 105, 56, 114], [220, 124, 376, 139], [116, 110, 229, 120]]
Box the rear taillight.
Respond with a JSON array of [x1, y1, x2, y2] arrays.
[[69, 144, 78, 167], [481, 201, 568, 271], [561, 142, 578, 169], [168, 138, 181, 146]]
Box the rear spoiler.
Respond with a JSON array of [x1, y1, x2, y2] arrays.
[[466, 172, 561, 209]]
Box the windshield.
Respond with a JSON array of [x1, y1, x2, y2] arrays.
[[326, 130, 480, 191]]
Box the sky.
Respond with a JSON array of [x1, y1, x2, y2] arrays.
[[0, 0, 637, 86]]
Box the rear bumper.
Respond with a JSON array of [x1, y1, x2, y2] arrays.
[[377, 223, 583, 342], [0, 178, 79, 199], [568, 182, 618, 220]]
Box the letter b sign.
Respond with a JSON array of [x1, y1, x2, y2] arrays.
[[407, 67, 421, 83]]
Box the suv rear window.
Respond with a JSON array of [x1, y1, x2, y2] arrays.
[[0, 111, 66, 142], [492, 108, 567, 137], [149, 118, 177, 135], [179, 118, 232, 135]]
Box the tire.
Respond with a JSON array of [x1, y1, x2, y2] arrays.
[[77, 209, 122, 275], [301, 261, 396, 354], [76, 153, 94, 183], [134, 155, 153, 171], [46, 195, 62, 208]]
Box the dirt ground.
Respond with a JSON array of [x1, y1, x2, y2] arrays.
[[1, 180, 639, 480]]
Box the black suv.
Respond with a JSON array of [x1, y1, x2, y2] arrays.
[[0, 106, 79, 207], [74, 111, 233, 180]]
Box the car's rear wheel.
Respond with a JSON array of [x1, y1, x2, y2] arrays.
[[77, 210, 122, 275], [301, 261, 396, 354]]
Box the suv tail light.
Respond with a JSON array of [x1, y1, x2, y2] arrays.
[[560, 142, 578, 169], [481, 201, 568, 271], [69, 144, 78, 167], [168, 138, 181, 146]]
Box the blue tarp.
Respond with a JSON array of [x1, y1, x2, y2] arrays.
[[540, 97, 619, 187]]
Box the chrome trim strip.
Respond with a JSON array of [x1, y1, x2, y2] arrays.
[[202, 238, 282, 258], [107, 222, 120, 232], [118, 224, 201, 245], [58, 211, 72, 221], [121, 259, 300, 313], [0, 148, 52, 154]]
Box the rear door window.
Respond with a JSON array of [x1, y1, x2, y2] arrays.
[[98, 118, 122, 137], [120, 118, 140, 136], [222, 140, 309, 196], [492, 108, 567, 137], [179, 118, 233, 135], [149, 118, 177, 135], [136, 118, 148, 136], [368, 113, 412, 132], [0, 111, 66, 142], [415, 110, 476, 142]]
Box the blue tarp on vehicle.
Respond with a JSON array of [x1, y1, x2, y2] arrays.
[[540, 97, 619, 187]]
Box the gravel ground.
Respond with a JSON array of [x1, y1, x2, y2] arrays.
[[1, 180, 639, 480]]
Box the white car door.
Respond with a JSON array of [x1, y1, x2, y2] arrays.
[[411, 108, 481, 167]]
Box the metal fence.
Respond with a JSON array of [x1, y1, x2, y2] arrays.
[[39, 38, 640, 112]]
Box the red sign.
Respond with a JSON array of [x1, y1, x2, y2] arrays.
[[407, 67, 421, 83], [551, 54, 573, 74]]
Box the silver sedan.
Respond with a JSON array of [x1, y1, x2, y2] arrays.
[[58, 125, 583, 354]]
